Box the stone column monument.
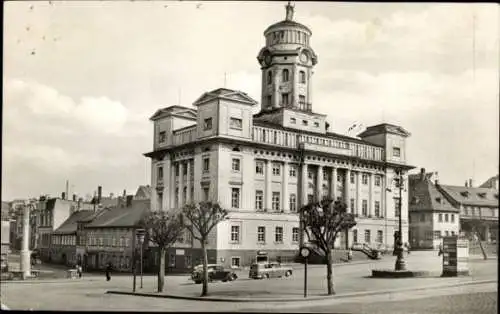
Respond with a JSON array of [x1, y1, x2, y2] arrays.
[[20, 201, 31, 279]]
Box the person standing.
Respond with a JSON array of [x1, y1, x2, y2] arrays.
[[77, 264, 83, 278], [105, 262, 112, 281]]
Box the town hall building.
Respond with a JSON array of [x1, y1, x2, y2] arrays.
[[145, 4, 414, 269]]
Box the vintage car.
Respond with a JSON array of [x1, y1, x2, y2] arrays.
[[191, 264, 238, 284], [249, 262, 293, 279]]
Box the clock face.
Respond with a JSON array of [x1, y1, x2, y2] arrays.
[[300, 52, 309, 63], [300, 247, 310, 257]]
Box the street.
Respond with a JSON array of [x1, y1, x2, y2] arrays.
[[1, 251, 497, 312]]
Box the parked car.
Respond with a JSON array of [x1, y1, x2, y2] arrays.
[[191, 264, 238, 284], [249, 262, 293, 279]]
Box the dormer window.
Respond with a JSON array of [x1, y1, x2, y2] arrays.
[[159, 131, 166, 143], [290, 117, 296, 124], [203, 118, 213, 131], [282, 69, 289, 82], [302, 120, 308, 126], [460, 191, 469, 198], [477, 192, 487, 198], [230, 117, 242, 130]]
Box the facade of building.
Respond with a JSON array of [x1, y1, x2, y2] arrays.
[[408, 169, 460, 249], [145, 4, 414, 269], [479, 175, 499, 190]]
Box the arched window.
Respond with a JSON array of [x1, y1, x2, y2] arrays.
[[267, 71, 272, 85], [282, 69, 289, 82], [300, 71, 306, 84]]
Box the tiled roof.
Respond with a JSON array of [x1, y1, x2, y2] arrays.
[[53, 210, 95, 234], [85, 201, 150, 229], [438, 185, 499, 207], [409, 177, 458, 213], [99, 197, 119, 208], [479, 175, 499, 189]]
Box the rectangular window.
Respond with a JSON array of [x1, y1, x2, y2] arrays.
[[175, 164, 180, 176], [231, 188, 240, 208], [292, 227, 299, 242], [272, 192, 281, 211], [438, 213, 443, 222], [203, 158, 210, 173], [314, 122, 319, 127], [158, 167, 163, 181], [183, 164, 187, 175], [204, 118, 213, 130], [290, 117, 296, 124], [231, 226, 240, 242], [350, 198, 355, 213], [307, 194, 314, 204], [231, 158, 241, 172], [362, 174, 368, 185], [266, 95, 272, 107], [302, 120, 308, 126], [289, 194, 297, 212], [374, 201, 380, 217], [350, 172, 355, 184], [353, 229, 358, 243], [159, 131, 166, 143], [185, 255, 192, 268], [257, 226, 265, 243], [337, 174, 342, 182], [393, 147, 401, 157], [364, 230, 371, 243], [230, 117, 243, 130], [255, 190, 264, 211], [445, 231, 449, 236], [231, 257, 241, 268], [374, 175, 381, 187], [169, 253, 176, 267], [362, 200, 368, 216], [377, 230, 383, 243], [275, 227, 283, 243], [445, 214, 449, 222], [322, 171, 328, 181], [255, 161, 264, 174], [451, 214, 455, 223], [451, 231, 455, 236], [203, 187, 209, 201], [299, 95, 306, 107], [272, 163, 281, 176], [289, 165, 297, 177], [433, 230, 441, 239], [281, 93, 289, 105], [420, 213, 425, 222]]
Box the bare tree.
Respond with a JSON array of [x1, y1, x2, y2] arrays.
[[300, 199, 357, 295], [181, 201, 228, 297], [140, 211, 184, 292], [468, 219, 488, 260]]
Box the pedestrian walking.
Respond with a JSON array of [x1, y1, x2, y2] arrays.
[[105, 262, 112, 281], [405, 242, 411, 255], [438, 243, 443, 256], [76, 264, 83, 278], [347, 249, 353, 262]]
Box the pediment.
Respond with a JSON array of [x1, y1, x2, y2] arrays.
[[193, 88, 257, 107]]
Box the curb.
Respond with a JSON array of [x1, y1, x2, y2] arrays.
[[106, 278, 497, 303]]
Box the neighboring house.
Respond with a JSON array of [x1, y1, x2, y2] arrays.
[[144, 4, 415, 270], [83, 201, 150, 271], [134, 185, 152, 200], [408, 169, 460, 249], [436, 183, 498, 243], [50, 210, 95, 266], [479, 175, 499, 190]]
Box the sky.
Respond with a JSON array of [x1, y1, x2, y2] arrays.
[[3, 1, 499, 201]]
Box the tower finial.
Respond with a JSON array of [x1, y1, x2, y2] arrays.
[[285, 1, 294, 21]]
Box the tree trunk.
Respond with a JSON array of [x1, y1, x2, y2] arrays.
[[201, 239, 208, 297], [325, 249, 335, 295], [475, 231, 488, 260], [158, 247, 166, 292]]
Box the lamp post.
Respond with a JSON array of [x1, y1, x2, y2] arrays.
[[394, 169, 407, 271], [136, 229, 146, 289], [298, 142, 306, 248], [300, 247, 310, 298]]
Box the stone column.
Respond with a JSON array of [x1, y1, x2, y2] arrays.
[[330, 167, 337, 201], [301, 163, 308, 205], [282, 162, 289, 212], [21, 202, 31, 279], [356, 171, 362, 216], [170, 161, 176, 210], [344, 168, 351, 212], [178, 162, 184, 207], [186, 159, 192, 204], [266, 160, 272, 210], [316, 165, 323, 201], [273, 68, 280, 108]]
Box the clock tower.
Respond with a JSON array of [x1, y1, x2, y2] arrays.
[[257, 3, 318, 113]]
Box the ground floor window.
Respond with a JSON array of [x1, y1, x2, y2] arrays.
[[231, 257, 241, 268], [364, 230, 371, 243], [353, 230, 358, 243], [169, 253, 176, 267], [185, 255, 192, 268], [433, 230, 441, 239], [377, 230, 383, 243]]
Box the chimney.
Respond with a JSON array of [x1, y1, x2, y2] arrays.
[[469, 179, 473, 188], [420, 168, 426, 181], [126, 195, 133, 207], [435, 179, 439, 186], [465, 180, 468, 187], [61, 192, 66, 200], [110, 192, 114, 199], [72, 194, 76, 201], [98, 186, 102, 204]]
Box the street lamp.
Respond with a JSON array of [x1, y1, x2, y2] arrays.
[[299, 246, 310, 298], [136, 229, 146, 289], [392, 169, 407, 271]]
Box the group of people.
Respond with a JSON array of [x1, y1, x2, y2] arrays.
[[72, 262, 113, 281]]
